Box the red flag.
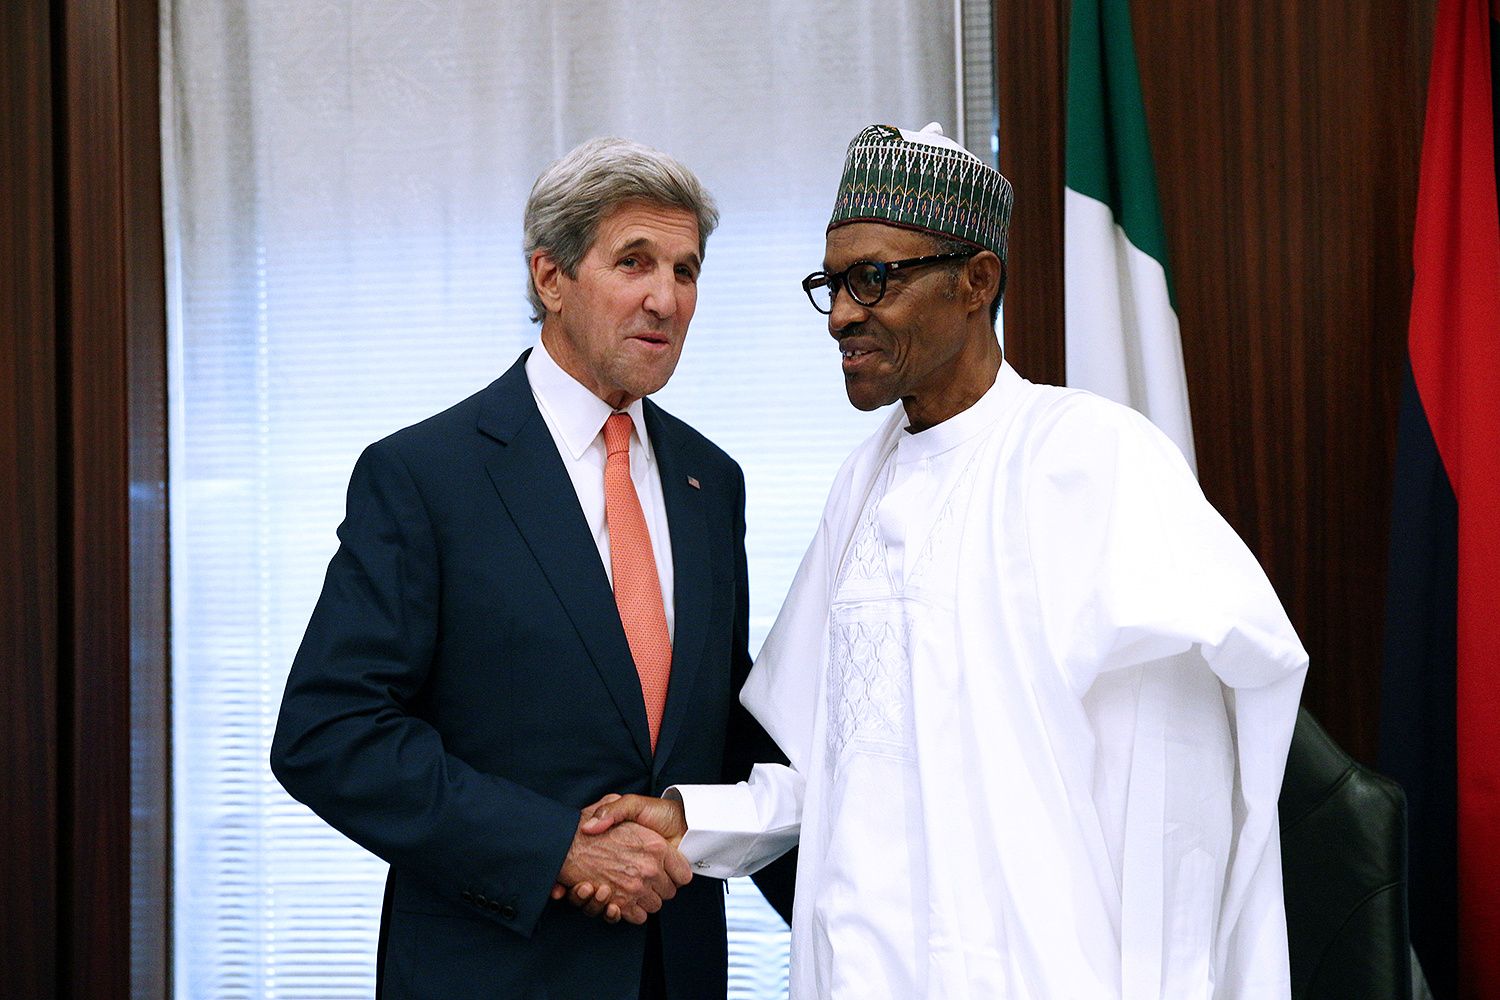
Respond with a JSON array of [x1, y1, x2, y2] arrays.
[[1407, 0, 1500, 994]]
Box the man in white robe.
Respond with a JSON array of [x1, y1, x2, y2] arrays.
[[575, 123, 1308, 999]]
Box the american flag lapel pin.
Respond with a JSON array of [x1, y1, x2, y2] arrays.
[[686, 475, 701, 490]]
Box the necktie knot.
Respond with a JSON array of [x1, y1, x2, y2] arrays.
[[604, 412, 633, 457]]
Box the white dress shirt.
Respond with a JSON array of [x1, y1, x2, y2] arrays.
[[525, 340, 675, 639]]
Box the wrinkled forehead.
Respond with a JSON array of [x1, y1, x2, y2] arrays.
[[591, 199, 702, 258]]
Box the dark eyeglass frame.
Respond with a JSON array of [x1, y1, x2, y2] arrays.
[[801, 250, 978, 314]]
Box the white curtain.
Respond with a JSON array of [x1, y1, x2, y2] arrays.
[[163, 2, 992, 997]]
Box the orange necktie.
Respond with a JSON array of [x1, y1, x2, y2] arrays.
[[602, 413, 672, 750]]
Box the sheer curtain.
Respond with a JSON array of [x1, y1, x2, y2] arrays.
[[163, 2, 994, 996]]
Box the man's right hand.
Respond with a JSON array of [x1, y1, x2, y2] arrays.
[[553, 812, 692, 925], [579, 793, 687, 845]]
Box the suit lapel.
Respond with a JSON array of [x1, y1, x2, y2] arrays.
[[479, 354, 653, 765], [646, 401, 711, 775]]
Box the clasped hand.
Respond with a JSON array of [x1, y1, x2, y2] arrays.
[[552, 793, 690, 925]]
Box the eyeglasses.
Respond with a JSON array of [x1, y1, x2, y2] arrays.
[[801, 251, 978, 314]]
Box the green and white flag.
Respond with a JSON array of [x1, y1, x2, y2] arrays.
[[1065, 0, 1196, 473]]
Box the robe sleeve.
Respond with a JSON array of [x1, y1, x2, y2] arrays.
[[1024, 393, 1308, 995], [1024, 394, 1307, 697], [670, 435, 882, 880], [669, 508, 837, 879], [739, 512, 837, 773], [679, 418, 900, 880], [740, 411, 903, 773]]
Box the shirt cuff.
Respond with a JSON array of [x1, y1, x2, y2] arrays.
[[667, 783, 762, 879], [667, 765, 803, 879]]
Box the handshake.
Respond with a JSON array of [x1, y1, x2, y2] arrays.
[[551, 793, 691, 925]]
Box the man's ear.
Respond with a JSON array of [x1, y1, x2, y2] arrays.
[[530, 250, 565, 315], [961, 251, 1001, 317]]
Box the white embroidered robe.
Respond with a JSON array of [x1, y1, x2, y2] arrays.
[[675, 362, 1309, 999]]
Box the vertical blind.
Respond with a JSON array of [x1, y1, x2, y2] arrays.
[[163, 1, 996, 996]]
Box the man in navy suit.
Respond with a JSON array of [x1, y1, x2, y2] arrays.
[[271, 136, 790, 1000]]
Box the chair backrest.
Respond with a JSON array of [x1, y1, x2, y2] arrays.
[[1278, 707, 1412, 1000]]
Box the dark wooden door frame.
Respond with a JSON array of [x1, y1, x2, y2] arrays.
[[2, 1, 169, 996]]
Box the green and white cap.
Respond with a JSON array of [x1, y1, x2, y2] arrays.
[[828, 122, 1013, 261]]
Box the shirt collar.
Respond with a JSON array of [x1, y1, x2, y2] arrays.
[[526, 339, 651, 459], [896, 359, 1023, 461]]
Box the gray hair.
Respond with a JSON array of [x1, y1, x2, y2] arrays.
[[523, 137, 719, 322]]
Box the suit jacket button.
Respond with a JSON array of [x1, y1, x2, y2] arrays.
[[486, 898, 501, 912], [461, 891, 475, 904], [499, 903, 518, 920], [474, 894, 489, 907]]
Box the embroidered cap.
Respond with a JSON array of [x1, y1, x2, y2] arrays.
[[828, 122, 1013, 262]]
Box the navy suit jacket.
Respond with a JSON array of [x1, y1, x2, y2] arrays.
[[271, 352, 791, 999]]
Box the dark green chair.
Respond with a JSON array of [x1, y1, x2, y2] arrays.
[[1279, 708, 1413, 999]]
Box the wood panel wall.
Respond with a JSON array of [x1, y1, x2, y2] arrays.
[[2, 3, 62, 995], [1, 1, 168, 995], [996, 1, 1435, 765]]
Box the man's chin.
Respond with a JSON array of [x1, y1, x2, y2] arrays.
[[625, 371, 676, 401], [843, 381, 896, 413]]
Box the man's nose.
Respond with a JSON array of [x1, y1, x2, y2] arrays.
[[827, 285, 868, 334], [643, 271, 678, 319]]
